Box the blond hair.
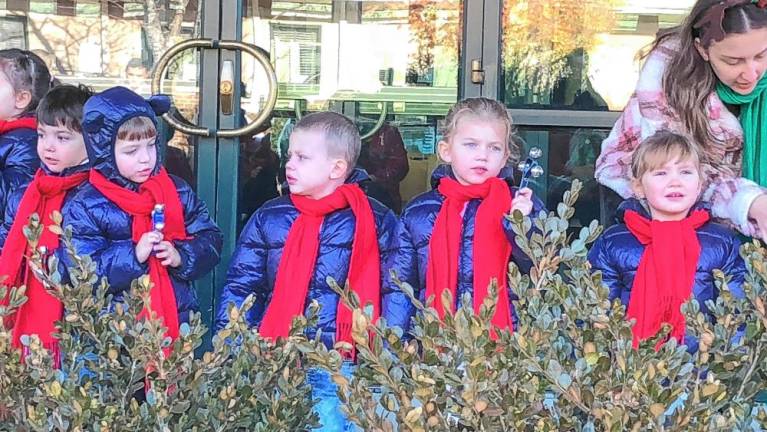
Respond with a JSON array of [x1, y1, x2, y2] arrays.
[[440, 97, 520, 164], [631, 130, 704, 180], [117, 116, 157, 141], [293, 111, 360, 171]]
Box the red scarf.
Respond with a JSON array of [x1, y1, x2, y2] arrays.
[[0, 117, 36, 134], [89, 168, 186, 355], [259, 184, 381, 357], [624, 209, 709, 349], [0, 169, 87, 364], [425, 177, 514, 334]]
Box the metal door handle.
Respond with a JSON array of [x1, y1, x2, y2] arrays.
[[151, 38, 278, 138]]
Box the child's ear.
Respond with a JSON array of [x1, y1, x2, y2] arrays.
[[437, 139, 451, 163], [630, 177, 645, 199], [329, 158, 349, 180], [14, 90, 32, 112]]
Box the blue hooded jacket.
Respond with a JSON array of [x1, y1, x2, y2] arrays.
[[61, 87, 223, 322], [215, 168, 400, 349], [0, 116, 41, 219], [386, 165, 546, 334], [588, 198, 746, 351]]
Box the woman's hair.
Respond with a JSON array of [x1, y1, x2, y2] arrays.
[[648, 1, 767, 151], [0, 49, 53, 115], [117, 116, 157, 141], [631, 130, 704, 180], [440, 97, 521, 164]]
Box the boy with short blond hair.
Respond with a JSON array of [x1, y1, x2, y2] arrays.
[[217, 111, 400, 430]]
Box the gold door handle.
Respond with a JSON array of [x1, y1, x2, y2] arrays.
[[151, 38, 278, 138]]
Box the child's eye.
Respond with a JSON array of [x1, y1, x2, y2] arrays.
[[652, 171, 666, 176], [681, 169, 695, 175], [57, 135, 70, 142], [491, 145, 503, 153]]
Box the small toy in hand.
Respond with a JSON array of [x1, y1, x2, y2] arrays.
[[517, 147, 544, 189], [152, 204, 166, 232]]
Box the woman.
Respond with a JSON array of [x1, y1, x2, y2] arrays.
[[596, 0, 767, 239]]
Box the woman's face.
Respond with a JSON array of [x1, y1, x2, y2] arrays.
[[697, 27, 767, 95]]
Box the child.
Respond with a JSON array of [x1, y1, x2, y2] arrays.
[[216, 111, 399, 431], [387, 97, 544, 336], [62, 86, 223, 346], [588, 130, 746, 350], [0, 84, 92, 363], [0, 49, 53, 217]]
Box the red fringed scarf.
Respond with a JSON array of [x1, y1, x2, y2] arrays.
[[259, 184, 381, 357], [624, 209, 710, 349], [0, 117, 36, 134], [0, 169, 87, 365], [425, 177, 514, 334], [89, 168, 186, 355]]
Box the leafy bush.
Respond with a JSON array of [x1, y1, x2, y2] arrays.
[[314, 180, 767, 431], [0, 214, 327, 431]]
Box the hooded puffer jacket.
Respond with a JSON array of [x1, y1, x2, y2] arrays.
[[0, 163, 90, 248], [0, 117, 41, 218], [588, 198, 746, 351], [215, 168, 401, 349], [61, 87, 223, 323], [386, 165, 546, 334]]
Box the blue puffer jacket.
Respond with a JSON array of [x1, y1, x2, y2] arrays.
[[61, 87, 223, 323], [588, 198, 746, 351], [0, 117, 41, 218], [0, 163, 90, 249], [386, 165, 546, 334], [215, 168, 400, 349]]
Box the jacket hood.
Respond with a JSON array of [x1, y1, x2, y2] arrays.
[[615, 197, 710, 223], [81, 86, 171, 188], [429, 164, 515, 189]]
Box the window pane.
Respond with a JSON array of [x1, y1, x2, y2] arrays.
[[502, 0, 696, 111], [517, 127, 611, 229]]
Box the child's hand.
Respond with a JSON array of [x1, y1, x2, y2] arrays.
[[136, 231, 163, 263], [511, 188, 534, 216], [154, 241, 182, 268]]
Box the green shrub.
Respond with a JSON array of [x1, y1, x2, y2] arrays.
[[314, 180, 767, 432], [0, 213, 327, 431]]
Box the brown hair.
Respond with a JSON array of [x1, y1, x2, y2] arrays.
[[0, 49, 53, 115], [648, 1, 767, 151], [293, 111, 361, 171], [116, 116, 157, 141], [440, 97, 521, 165], [631, 130, 704, 180]]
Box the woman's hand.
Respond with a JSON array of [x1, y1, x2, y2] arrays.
[[748, 194, 767, 243]]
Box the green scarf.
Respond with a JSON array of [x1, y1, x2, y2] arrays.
[[716, 75, 767, 187]]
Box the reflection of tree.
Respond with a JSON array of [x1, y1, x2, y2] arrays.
[[407, 1, 437, 79], [503, 0, 621, 99], [140, 0, 198, 66]]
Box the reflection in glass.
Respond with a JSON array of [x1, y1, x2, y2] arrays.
[[502, 0, 694, 111], [239, 1, 462, 219], [0, 1, 201, 187]]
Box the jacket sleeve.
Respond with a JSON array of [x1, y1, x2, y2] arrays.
[[62, 197, 149, 297], [383, 214, 420, 334], [215, 211, 270, 332], [379, 209, 412, 332], [0, 130, 40, 199], [505, 188, 547, 274], [587, 232, 625, 302], [168, 179, 223, 282], [0, 188, 22, 249], [720, 233, 746, 299]]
